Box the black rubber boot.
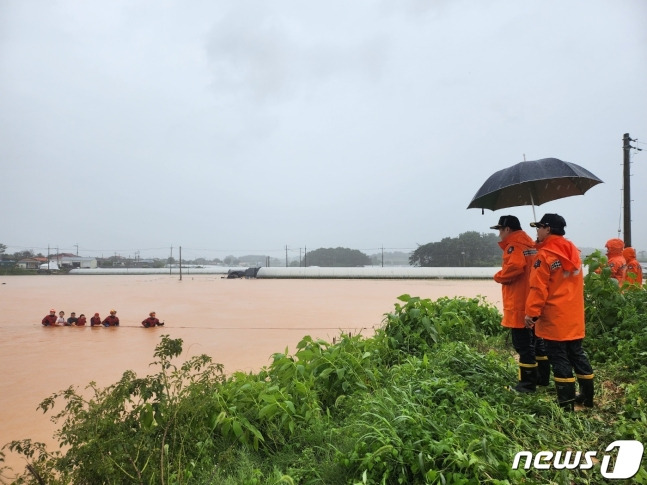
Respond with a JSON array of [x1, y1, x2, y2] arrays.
[[574, 377, 594, 408], [536, 357, 551, 386], [555, 379, 576, 411], [512, 365, 537, 393]]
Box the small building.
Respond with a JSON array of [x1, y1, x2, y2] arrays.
[[17, 257, 48, 270], [51, 255, 98, 269]]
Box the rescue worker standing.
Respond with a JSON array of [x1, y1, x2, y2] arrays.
[[623, 247, 643, 288], [491, 215, 549, 392], [41, 309, 58, 326], [102, 310, 120, 327], [525, 214, 594, 410], [605, 238, 627, 286], [142, 311, 164, 328]]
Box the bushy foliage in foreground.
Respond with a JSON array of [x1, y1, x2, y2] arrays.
[[583, 250, 647, 367], [2, 270, 646, 484]]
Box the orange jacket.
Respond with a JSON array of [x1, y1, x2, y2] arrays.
[[493, 230, 537, 328], [623, 247, 643, 287], [525, 234, 585, 341], [606, 238, 627, 285]]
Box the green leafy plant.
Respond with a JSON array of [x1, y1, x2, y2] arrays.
[[4, 335, 226, 484], [584, 250, 647, 367], [379, 294, 502, 362]]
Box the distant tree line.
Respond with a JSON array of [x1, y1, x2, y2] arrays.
[[303, 247, 372, 267], [0, 244, 46, 262], [1, 236, 501, 271], [409, 231, 501, 267]]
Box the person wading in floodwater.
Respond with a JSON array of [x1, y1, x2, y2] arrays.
[[102, 310, 120, 327], [141, 311, 164, 328]]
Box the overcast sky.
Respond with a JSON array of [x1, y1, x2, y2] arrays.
[[1, 0, 646, 261]]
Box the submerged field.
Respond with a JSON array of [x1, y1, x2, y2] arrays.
[[2, 253, 646, 484]]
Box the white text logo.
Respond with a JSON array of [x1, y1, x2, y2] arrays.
[[512, 440, 644, 479]]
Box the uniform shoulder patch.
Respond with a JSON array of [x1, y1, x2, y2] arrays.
[[507, 246, 515, 254], [533, 259, 541, 268]]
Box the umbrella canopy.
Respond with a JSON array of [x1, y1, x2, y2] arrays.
[[467, 157, 603, 212]]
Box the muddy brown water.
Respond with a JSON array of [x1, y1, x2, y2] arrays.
[[0, 275, 502, 477]]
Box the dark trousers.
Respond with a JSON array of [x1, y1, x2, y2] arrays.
[[543, 339, 593, 378], [511, 328, 547, 365]]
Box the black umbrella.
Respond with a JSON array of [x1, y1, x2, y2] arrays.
[[467, 157, 603, 218]]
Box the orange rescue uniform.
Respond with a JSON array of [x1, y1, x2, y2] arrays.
[[623, 247, 643, 287], [525, 234, 584, 341], [605, 238, 627, 286], [493, 230, 537, 329]]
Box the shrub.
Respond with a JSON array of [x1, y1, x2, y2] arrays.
[[378, 294, 502, 362]]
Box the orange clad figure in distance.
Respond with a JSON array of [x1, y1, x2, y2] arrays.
[[605, 238, 627, 286], [623, 247, 643, 288]]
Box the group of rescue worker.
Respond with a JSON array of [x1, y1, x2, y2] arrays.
[[41, 309, 164, 328], [492, 212, 643, 411], [603, 237, 644, 286]]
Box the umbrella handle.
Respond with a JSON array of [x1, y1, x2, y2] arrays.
[[530, 192, 536, 222]]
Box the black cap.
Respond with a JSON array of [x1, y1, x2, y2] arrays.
[[530, 213, 566, 235], [490, 215, 521, 230]]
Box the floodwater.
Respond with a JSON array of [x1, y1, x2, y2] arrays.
[[0, 274, 502, 478]]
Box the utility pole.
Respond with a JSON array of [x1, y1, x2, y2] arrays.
[[622, 134, 642, 247], [179, 246, 182, 281], [623, 134, 632, 247], [285, 245, 288, 267]]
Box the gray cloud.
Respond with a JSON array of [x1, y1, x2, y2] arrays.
[[1, 0, 646, 260]]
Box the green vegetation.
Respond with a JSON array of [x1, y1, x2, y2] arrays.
[[409, 231, 501, 267], [2, 253, 646, 484], [302, 248, 372, 267]]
